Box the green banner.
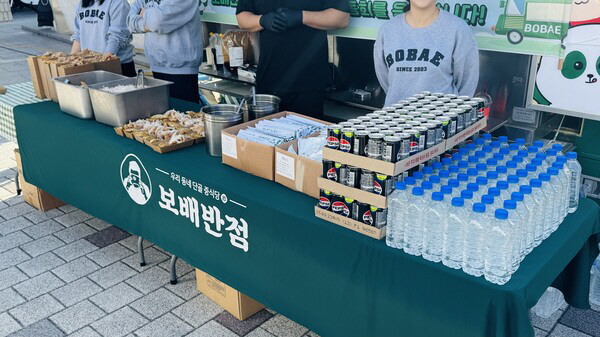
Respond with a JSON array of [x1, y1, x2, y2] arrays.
[[201, 0, 573, 57]]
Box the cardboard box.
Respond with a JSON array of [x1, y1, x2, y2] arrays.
[[195, 269, 264, 320], [15, 149, 65, 212], [317, 177, 387, 209], [314, 206, 386, 240], [445, 117, 487, 150], [221, 112, 328, 181], [93, 58, 122, 74], [36, 57, 51, 100], [27, 56, 45, 99], [274, 136, 323, 198]]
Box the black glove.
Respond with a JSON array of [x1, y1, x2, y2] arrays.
[[276, 8, 303, 30], [259, 12, 286, 32]]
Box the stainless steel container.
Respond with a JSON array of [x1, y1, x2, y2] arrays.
[[242, 94, 280, 122], [88, 77, 172, 126], [53, 71, 128, 119], [202, 104, 243, 156]]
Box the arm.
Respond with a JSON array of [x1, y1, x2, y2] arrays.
[[105, 0, 133, 55], [71, 40, 81, 54], [70, 4, 81, 53], [144, 0, 199, 34], [453, 30, 480, 96], [127, 0, 145, 34], [236, 11, 263, 32], [302, 8, 349, 30], [373, 29, 389, 92]]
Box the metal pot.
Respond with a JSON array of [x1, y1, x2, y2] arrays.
[[202, 104, 243, 156], [242, 94, 280, 122]]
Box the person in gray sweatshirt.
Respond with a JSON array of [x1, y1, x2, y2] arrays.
[[127, 0, 203, 103], [71, 0, 136, 77], [373, 0, 479, 106]]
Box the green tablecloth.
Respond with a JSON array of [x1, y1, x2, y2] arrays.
[[14, 101, 600, 337]]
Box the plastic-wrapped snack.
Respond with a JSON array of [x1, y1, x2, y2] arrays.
[[298, 136, 327, 162]]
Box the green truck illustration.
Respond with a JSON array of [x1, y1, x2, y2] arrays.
[[492, 0, 570, 44]]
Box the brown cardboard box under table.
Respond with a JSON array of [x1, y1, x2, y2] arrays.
[[15, 149, 65, 211]]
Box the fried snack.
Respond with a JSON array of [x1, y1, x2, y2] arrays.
[[119, 109, 205, 146]]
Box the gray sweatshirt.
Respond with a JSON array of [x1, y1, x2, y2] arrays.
[[71, 0, 134, 64], [127, 0, 203, 74], [374, 10, 479, 106]]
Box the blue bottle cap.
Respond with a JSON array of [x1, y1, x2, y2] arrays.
[[442, 158, 452, 166], [449, 179, 460, 188], [526, 164, 537, 172], [413, 172, 424, 180], [530, 179, 542, 188], [486, 158, 498, 166], [489, 187, 500, 197], [509, 144, 519, 151], [493, 153, 505, 162], [511, 192, 524, 202], [567, 151, 577, 159], [513, 155, 523, 163], [546, 149, 557, 157], [439, 170, 450, 178], [504, 199, 516, 210], [548, 167, 559, 175], [499, 148, 510, 155], [491, 141, 500, 148], [499, 136, 508, 143], [461, 190, 473, 199], [467, 183, 479, 192], [476, 176, 488, 185], [422, 181, 433, 190], [412, 187, 424, 196], [449, 165, 460, 173], [497, 181, 509, 189], [496, 166, 507, 174], [475, 150, 486, 158], [495, 209, 509, 219], [533, 141, 544, 148], [395, 181, 406, 190], [552, 144, 563, 151], [452, 197, 464, 207], [528, 146, 539, 153], [516, 169, 528, 178], [556, 156, 567, 163], [536, 153, 547, 161], [441, 185, 453, 195], [429, 175, 441, 184], [487, 171, 498, 180], [482, 195, 494, 205], [532, 158, 543, 166], [457, 173, 469, 182], [458, 161, 468, 169], [467, 143, 476, 151], [433, 162, 443, 170], [432, 192, 444, 201], [476, 163, 487, 172], [508, 175, 519, 184], [473, 203, 486, 213], [552, 162, 564, 169], [518, 150, 529, 157], [506, 161, 517, 169], [515, 138, 525, 145], [459, 148, 469, 156], [482, 145, 492, 153], [468, 168, 479, 176], [468, 156, 478, 163], [520, 185, 532, 194], [405, 177, 416, 185], [482, 133, 492, 140], [452, 153, 462, 161], [423, 166, 433, 175], [539, 173, 550, 181], [475, 138, 484, 145]]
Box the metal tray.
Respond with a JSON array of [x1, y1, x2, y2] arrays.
[[88, 77, 173, 127], [53, 71, 128, 119]]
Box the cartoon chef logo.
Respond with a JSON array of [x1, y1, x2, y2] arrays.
[[120, 154, 152, 205]]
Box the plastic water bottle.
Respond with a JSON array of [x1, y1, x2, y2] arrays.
[[486, 158, 497, 169], [457, 173, 469, 189], [547, 167, 563, 231], [475, 164, 487, 177], [481, 194, 496, 218], [534, 287, 565, 319], [442, 197, 467, 269], [486, 171, 499, 189], [515, 138, 526, 151], [422, 181, 434, 200], [404, 176, 417, 191], [533, 140, 545, 150], [552, 161, 569, 220], [466, 168, 478, 183], [441, 185, 453, 206], [468, 156, 479, 168], [526, 163, 538, 180], [511, 192, 530, 259], [458, 161, 469, 174], [448, 179, 461, 197], [482, 133, 492, 146], [590, 255, 600, 306], [439, 170, 450, 187], [496, 166, 508, 182], [432, 161, 443, 174], [386, 182, 408, 249], [449, 165, 460, 179], [490, 141, 501, 153], [513, 155, 526, 170], [509, 143, 519, 155], [428, 174, 440, 186], [552, 143, 564, 156], [422, 166, 433, 181], [413, 171, 424, 182], [492, 153, 505, 166], [527, 146, 539, 162], [498, 136, 509, 148], [482, 145, 493, 159], [506, 161, 518, 176], [422, 192, 446, 263], [441, 157, 452, 169], [461, 190, 475, 212], [463, 202, 488, 277], [496, 181, 511, 201], [474, 138, 484, 150], [476, 176, 489, 195], [532, 158, 545, 176], [545, 149, 558, 165], [507, 175, 520, 194], [519, 185, 537, 253], [565, 152, 581, 213], [488, 188, 504, 209], [475, 150, 486, 162], [536, 153, 550, 173], [499, 147, 510, 158], [404, 187, 425, 256], [503, 199, 522, 272], [466, 143, 477, 156], [467, 183, 481, 203], [452, 153, 462, 165], [530, 179, 547, 246], [539, 173, 556, 239], [484, 209, 513, 285], [516, 169, 528, 186]]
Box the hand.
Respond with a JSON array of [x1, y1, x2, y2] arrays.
[[102, 52, 113, 60], [259, 12, 286, 32], [276, 8, 303, 30]]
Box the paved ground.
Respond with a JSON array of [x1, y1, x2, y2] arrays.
[[2, 10, 600, 337]]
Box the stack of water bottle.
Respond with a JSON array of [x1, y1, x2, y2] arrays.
[[386, 134, 582, 285]]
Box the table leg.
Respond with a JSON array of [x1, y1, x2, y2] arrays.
[[15, 171, 21, 195], [169, 255, 178, 285], [138, 237, 146, 267]]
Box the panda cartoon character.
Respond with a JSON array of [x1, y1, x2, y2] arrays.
[[535, 24, 600, 114], [570, 0, 600, 27]]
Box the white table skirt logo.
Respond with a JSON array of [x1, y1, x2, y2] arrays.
[[120, 154, 152, 205]]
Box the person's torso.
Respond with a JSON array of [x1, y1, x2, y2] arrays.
[[253, 0, 333, 93], [381, 12, 460, 105]]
